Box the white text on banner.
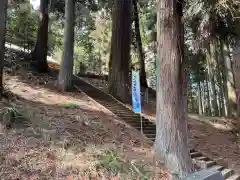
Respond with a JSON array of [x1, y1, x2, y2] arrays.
[[132, 71, 141, 113]]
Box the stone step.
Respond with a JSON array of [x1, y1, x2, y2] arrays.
[[184, 168, 224, 180], [114, 115, 145, 120], [139, 128, 156, 133], [221, 169, 234, 179], [101, 104, 128, 109], [190, 149, 196, 153], [190, 152, 202, 158], [194, 156, 209, 161], [121, 121, 155, 129], [197, 160, 216, 169], [226, 174, 240, 180], [209, 165, 225, 171]]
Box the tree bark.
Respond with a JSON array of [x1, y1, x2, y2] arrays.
[[233, 40, 240, 117], [197, 81, 203, 115], [32, 0, 49, 73], [221, 40, 238, 117], [108, 0, 132, 103], [205, 79, 211, 116], [200, 81, 206, 114], [215, 63, 223, 116], [155, 0, 194, 178], [206, 42, 219, 116], [219, 40, 229, 116], [187, 80, 194, 113], [133, 0, 148, 89], [57, 0, 75, 91], [0, 0, 8, 99], [215, 41, 227, 116]]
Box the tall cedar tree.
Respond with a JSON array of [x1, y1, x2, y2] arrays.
[[108, 0, 132, 102], [57, 0, 75, 91], [32, 0, 49, 72], [221, 40, 238, 117], [206, 42, 219, 116], [133, 0, 148, 89], [0, 0, 8, 99], [155, 0, 194, 178]]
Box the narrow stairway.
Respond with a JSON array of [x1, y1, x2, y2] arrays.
[[73, 75, 240, 180], [73, 76, 156, 140]]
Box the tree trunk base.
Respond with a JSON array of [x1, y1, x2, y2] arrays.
[[56, 80, 74, 93], [155, 145, 194, 179], [31, 51, 48, 73]]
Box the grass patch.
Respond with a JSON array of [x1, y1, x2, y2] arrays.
[[96, 150, 153, 179], [63, 101, 80, 109], [0, 103, 28, 129]]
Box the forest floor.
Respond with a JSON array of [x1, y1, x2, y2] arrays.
[[82, 77, 240, 174], [0, 49, 169, 179], [1, 47, 240, 179]]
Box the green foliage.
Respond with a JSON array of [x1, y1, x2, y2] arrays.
[[69, 9, 112, 75], [48, 13, 64, 55], [0, 103, 22, 120], [96, 150, 153, 179], [138, 2, 157, 89], [7, 3, 63, 54], [0, 103, 27, 129], [97, 150, 126, 176], [185, 0, 240, 48], [139, 1, 157, 50], [63, 101, 80, 109], [7, 4, 38, 50], [188, 51, 206, 82]]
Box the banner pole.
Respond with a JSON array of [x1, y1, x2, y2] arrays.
[[140, 113, 143, 135], [140, 112, 143, 148]]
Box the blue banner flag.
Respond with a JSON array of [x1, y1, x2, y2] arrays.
[[132, 71, 141, 113]]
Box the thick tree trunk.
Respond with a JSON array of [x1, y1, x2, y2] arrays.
[[187, 81, 195, 113], [133, 0, 148, 89], [216, 41, 227, 116], [155, 0, 194, 178], [222, 78, 229, 116], [214, 40, 226, 116], [32, 0, 49, 72], [217, 85, 224, 116], [197, 81, 203, 115], [108, 0, 132, 103], [205, 79, 211, 116], [221, 40, 238, 117], [212, 43, 220, 116], [219, 60, 229, 117], [0, 0, 8, 99], [233, 40, 240, 117], [219, 46, 229, 117], [57, 0, 75, 91], [200, 81, 206, 114], [216, 63, 223, 116], [206, 42, 219, 116]]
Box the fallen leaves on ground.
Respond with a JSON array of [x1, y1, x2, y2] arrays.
[[0, 52, 169, 179], [82, 76, 240, 174]]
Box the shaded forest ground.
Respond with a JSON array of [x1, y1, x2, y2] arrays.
[[81, 78, 240, 174], [37, 52, 240, 174], [1, 48, 240, 179], [0, 49, 169, 179]]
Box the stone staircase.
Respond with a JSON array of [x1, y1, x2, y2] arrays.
[[73, 75, 240, 180]]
